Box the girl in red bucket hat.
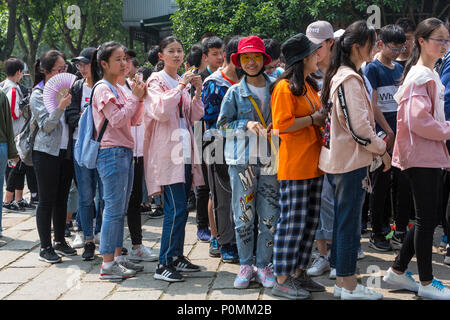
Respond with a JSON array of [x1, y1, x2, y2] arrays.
[[217, 36, 280, 290]]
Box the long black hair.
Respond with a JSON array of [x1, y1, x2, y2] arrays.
[[321, 20, 376, 107], [90, 41, 123, 84], [269, 59, 319, 96], [154, 36, 183, 72], [33, 50, 66, 87], [402, 18, 446, 83]]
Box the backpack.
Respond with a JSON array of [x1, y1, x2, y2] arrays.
[[74, 80, 118, 169], [14, 87, 41, 166]]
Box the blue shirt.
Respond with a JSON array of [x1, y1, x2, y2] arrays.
[[364, 59, 403, 113]]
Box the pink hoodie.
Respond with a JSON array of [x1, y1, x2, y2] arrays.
[[143, 71, 205, 196], [392, 65, 450, 170]]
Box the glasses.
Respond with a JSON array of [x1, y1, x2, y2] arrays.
[[240, 53, 263, 64], [51, 65, 68, 74], [385, 43, 406, 53], [75, 62, 89, 70], [429, 38, 450, 47]]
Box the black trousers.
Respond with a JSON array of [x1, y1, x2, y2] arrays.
[[127, 157, 143, 246], [195, 162, 210, 230], [5, 160, 38, 194], [369, 165, 413, 234], [392, 167, 442, 282], [33, 150, 73, 248]]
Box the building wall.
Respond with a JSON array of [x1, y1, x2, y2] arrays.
[[123, 0, 178, 27]]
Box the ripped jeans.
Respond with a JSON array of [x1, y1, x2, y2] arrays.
[[228, 164, 280, 268]]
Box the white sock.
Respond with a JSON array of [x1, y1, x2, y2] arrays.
[[31, 193, 37, 197], [102, 261, 114, 269]]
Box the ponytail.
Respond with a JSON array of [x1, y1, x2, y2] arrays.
[[33, 59, 44, 87], [90, 48, 101, 84]]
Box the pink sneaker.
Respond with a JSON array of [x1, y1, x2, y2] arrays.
[[234, 265, 256, 289], [257, 266, 275, 288]]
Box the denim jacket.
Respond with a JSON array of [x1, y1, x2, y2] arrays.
[[30, 86, 65, 157], [217, 74, 275, 165]]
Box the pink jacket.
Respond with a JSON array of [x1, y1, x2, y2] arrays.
[[92, 83, 143, 150], [319, 66, 386, 174], [143, 71, 205, 196], [392, 65, 450, 170]]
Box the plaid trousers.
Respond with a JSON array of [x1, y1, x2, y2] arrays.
[[273, 176, 324, 276]]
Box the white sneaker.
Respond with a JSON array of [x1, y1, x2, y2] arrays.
[[341, 284, 383, 300], [329, 268, 336, 279], [418, 279, 450, 300], [383, 267, 419, 292], [357, 247, 365, 260], [130, 245, 158, 262], [72, 232, 85, 249], [94, 233, 101, 245], [333, 284, 342, 298], [307, 255, 330, 276]]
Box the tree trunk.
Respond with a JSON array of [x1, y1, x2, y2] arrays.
[[0, 0, 18, 61]]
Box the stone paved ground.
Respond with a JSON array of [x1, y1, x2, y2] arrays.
[[0, 190, 449, 301]]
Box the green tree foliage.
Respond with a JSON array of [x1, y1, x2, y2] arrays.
[[171, 0, 449, 47]]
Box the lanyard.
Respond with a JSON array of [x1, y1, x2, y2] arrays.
[[220, 70, 237, 85]]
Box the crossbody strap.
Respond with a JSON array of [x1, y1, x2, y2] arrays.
[[337, 84, 371, 146], [90, 80, 119, 143], [248, 96, 278, 156]]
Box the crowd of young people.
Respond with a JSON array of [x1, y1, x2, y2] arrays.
[[0, 15, 449, 300]]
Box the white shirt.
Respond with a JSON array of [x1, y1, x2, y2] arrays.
[[117, 81, 145, 157], [247, 82, 268, 120], [60, 113, 69, 150], [161, 70, 191, 162], [73, 83, 92, 140]]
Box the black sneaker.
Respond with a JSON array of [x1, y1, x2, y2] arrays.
[[391, 231, 406, 250], [154, 264, 184, 282], [53, 241, 77, 256], [82, 242, 96, 261], [17, 199, 36, 210], [294, 272, 326, 292], [173, 256, 201, 272], [39, 247, 62, 264], [148, 207, 164, 219], [369, 233, 392, 252], [3, 201, 24, 212]]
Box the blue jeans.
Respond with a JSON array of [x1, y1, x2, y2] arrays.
[[73, 139, 103, 240], [96, 147, 134, 255], [159, 164, 192, 265], [328, 167, 367, 277], [228, 165, 280, 268], [0, 143, 8, 231], [315, 174, 335, 241]]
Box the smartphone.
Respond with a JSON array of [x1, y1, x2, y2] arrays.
[[135, 73, 143, 83]]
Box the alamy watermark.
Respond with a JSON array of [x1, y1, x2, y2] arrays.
[[67, 5, 81, 30], [367, 4, 381, 29]]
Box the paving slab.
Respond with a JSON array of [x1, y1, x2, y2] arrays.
[[162, 277, 212, 300], [60, 281, 116, 300], [0, 267, 45, 283]]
